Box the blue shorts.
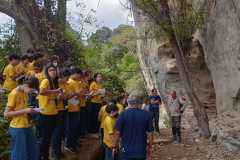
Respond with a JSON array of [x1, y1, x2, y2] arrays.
[[9, 127, 38, 160]]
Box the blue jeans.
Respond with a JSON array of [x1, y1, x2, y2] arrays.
[[9, 128, 38, 160], [66, 112, 80, 148], [104, 144, 113, 160], [52, 110, 66, 155]]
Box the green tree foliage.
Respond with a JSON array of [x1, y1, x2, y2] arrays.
[[0, 92, 10, 160], [0, 21, 19, 159], [0, 20, 20, 72], [85, 25, 146, 97]]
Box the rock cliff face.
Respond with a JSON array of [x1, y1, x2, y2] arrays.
[[199, 0, 240, 151], [132, 0, 240, 151]]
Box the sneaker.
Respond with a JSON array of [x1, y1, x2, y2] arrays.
[[64, 146, 77, 153]]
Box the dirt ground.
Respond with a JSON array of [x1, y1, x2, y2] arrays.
[[62, 129, 240, 160], [152, 129, 240, 160]]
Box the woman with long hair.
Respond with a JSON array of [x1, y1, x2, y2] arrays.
[[89, 73, 105, 134], [38, 64, 61, 160]]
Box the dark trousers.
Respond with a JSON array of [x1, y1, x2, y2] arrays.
[[100, 128, 105, 160], [171, 116, 181, 142], [79, 107, 87, 137], [52, 110, 66, 155], [151, 111, 160, 133], [66, 112, 80, 148], [39, 114, 57, 160], [88, 102, 101, 133], [104, 144, 113, 160]]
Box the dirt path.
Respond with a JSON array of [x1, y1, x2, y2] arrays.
[[62, 129, 239, 160], [152, 129, 239, 160], [63, 136, 101, 160]]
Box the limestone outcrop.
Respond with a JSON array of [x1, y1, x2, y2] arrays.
[[132, 0, 240, 151]]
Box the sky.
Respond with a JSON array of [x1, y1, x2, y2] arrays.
[[0, 0, 132, 30]]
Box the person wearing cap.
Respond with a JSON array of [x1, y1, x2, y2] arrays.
[[113, 92, 154, 160]]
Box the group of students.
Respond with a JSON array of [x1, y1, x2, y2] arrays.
[[2, 52, 126, 160], [2, 51, 187, 160]]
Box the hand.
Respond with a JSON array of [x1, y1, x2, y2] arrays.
[[55, 88, 63, 94], [181, 96, 186, 101], [146, 145, 152, 160], [112, 148, 118, 158], [24, 108, 38, 114]]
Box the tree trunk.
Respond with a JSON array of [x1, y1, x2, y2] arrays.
[[57, 0, 67, 30], [0, 0, 71, 61], [162, 0, 211, 138], [16, 20, 34, 53], [170, 37, 210, 138]]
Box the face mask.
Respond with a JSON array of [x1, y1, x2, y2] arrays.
[[53, 62, 58, 67]]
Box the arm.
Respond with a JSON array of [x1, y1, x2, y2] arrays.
[[112, 130, 120, 149], [4, 106, 35, 119], [40, 88, 61, 96], [147, 132, 154, 146]]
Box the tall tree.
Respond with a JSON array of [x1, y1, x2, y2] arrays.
[[0, 0, 70, 60], [57, 0, 67, 30]]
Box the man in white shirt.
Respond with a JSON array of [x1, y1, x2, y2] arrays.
[[168, 90, 186, 143]]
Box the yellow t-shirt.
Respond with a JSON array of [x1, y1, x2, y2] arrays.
[[79, 81, 89, 107], [103, 116, 116, 148], [16, 63, 27, 75], [16, 63, 34, 76], [90, 82, 103, 104], [57, 82, 72, 111], [35, 72, 45, 83], [28, 62, 35, 73], [38, 79, 58, 115], [3, 64, 17, 91], [67, 79, 81, 112], [7, 88, 31, 128], [117, 103, 124, 113], [99, 103, 124, 128], [99, 105, 107, 128]]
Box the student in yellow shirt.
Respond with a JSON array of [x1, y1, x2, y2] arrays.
[[65, 67, 82, 153], [98, 99, 124, 145], [38, 64, 62, 160], [103, 103, 119, 160], [89, 73, 105, 133], [33, 62, 45, 83], [79, 71, 90, 138], [4, 76, 39, 160], [3, 54, 20, 91], [52, 68, 73, 159], [19, 54, 36, 76]]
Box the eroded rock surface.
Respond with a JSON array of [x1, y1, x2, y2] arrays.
[[132, 0, 240, 152]]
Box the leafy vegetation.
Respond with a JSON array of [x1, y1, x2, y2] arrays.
[[0, 92, 10, 160], [84, 25, 145, 97]]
